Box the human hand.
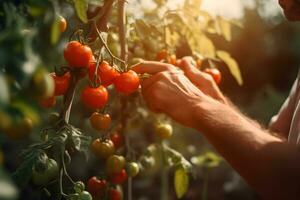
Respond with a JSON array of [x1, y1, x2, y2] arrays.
[[177, 57, 227, 104], [132, 61, 208, 129]]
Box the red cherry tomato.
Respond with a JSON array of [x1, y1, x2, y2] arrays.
[[108, 169, 127, 185], [167, 54, 177, 66], [110, 132, 123, 149], [50, 72, 71, 96], [156, 49, 169, 61], [108, 188, 122, 200], [87, 176, 107, 195], [114, 70, 140, 95], [39, 96, 56, 108], [64, 41, 93, 68], [81, 86, 108, 109], [204, 68, 222, 85], [89, 61, 120, 87]]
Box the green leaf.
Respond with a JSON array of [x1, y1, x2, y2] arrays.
[[0, 73, 9, 106], [216, 50, 243, 85], [12, 151, 40, 188], [191, 151, 222, 168], [217, 17, 231, 41], [184, 0, 202, 17], [74, 0, 88, 23], [50, 16, 61, 45], [189, 34, 215, 58], [135, 20, 152, 40], [174, 166, 189, 199]]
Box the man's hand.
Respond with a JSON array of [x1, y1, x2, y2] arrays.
[[177, 57, 227, 104], [132, 61, 208, 129]]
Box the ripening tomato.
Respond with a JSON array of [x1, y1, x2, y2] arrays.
[[50, 72, 71, 96], [39, 96, 56, 108], [110, 132, 123, 149], [108, 169, 127, 184], [78, 191, 92, 200], [196, 58, 202, 69], [90, 112, 111, 131], [156, 49, 169, 61], [64, 41, 93, 68], [87, 176, 107, 195], [204, 68, 222, 85], [81, 86, 108, 109], [167, 54, 177, 66], [91, 139, 115, 159], [59, 15, 67, 32], [108, 188, 122, 200], [89, 61, 120, 87], [106, 155, 126, 174], [125, 162, 139, 177], [5, 117, 33, 139], [114, 70, 140, 95], [155, 123, 173, 139]]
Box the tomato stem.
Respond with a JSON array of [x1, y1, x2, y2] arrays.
[[94, 22, 126, 70]]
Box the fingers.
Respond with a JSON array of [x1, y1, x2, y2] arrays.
[[132, 61, 175, 75], [177, 56, 197, 72]]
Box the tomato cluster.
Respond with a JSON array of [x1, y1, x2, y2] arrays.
[[156, 49, 177, 65]]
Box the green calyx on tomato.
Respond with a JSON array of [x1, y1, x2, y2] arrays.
[[74, 181, 85, 193]]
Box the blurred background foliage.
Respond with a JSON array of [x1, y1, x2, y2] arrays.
[[0, 0, 299, 200]]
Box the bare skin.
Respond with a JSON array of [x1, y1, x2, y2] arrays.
[[131, 2, 300, 199]]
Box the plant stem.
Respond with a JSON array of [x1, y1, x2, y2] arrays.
[[202, 169, 209, 200], [60, 71, 80, 123], [117, 1, 132, 200], [160, 142, 169, 200]]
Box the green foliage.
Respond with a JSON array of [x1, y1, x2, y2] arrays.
[[174, 166, 189, 199]]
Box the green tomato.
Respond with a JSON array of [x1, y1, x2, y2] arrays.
[[67, 193, 79, 200], [78, 191, 92, 200], [125, 162, 139, 177], [32, 158, 59, 185], [155, 123, 173, 139], [106, 155, 126, 174], [74, 181, 85, 193], [140, 156, 155, 169]]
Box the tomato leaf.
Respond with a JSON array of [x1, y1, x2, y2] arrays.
[[50, 16, 61, 45], [12, 151, 41, 188], [191, 151, 222, 168], [174, 166, 189, 199], [216, 50, 243, 85], [216, 16, 232, 41], [74, 0, 88, 23]]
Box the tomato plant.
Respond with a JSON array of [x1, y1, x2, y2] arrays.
[[3, 0, 242, 199]]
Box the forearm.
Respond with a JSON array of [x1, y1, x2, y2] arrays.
[[192, 97, 300, 199]]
